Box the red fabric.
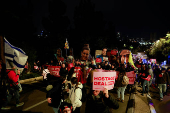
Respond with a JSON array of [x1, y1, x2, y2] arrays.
[[68, 63, 74, 72], [77, 70, 87, 84], [7, 70, 19, 86], [111, 50, 117, 55], [159, 74, 163, 77], [142, 73, 145, 76], [141, 75, 151, 81]]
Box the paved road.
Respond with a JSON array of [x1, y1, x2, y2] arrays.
[[0, 81, 133, 113], [147, 86, 170, 113], [3, 80, 168, 113]]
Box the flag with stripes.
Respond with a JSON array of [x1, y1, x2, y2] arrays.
[[4, 38, 28, 73]]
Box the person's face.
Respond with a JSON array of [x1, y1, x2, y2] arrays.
[[81, 50, 89, 61], [162, 70, 166, 73], [63, 108, 71, 113], [62, 64, 65, 68], [93, 90, 100, 96], [57, 49, 61, 57], [112, 65, 114, 68], [102, 49, 107, 56], [91, 61, 94, 65], [76, 61, 78, 64]]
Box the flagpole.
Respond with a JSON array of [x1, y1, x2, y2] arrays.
[[0, 36, 5, 64], [0, 35, 6, 89]]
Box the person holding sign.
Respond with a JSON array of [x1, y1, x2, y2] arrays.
[[155, 68, 170, 101], [115, 70, 127, 103], [85, 88, 119, 113], [140, 64, 150, 96]]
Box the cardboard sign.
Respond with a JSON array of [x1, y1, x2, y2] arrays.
[[47, 66, 61, 77], [93, 71, 116, 90], [96, 58, 102, 63], [126, 71, 136, 84]]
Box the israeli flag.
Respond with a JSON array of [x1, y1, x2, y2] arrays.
[[4, 38, 28, 73]]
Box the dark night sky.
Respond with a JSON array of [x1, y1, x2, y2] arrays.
[[32, 0, 170, 39]]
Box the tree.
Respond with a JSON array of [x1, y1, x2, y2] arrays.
[[42, 0, 70, 49], [0, 0, 36, 46]]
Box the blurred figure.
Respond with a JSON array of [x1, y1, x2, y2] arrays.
[[59, 102, 72, 113], [42, 66, 50, 86], [155, 68, 170, 101], [85, 88, 119, 113], [1, 69, 24, 110], [59, 63, 68, 77], [46, 76, 67, 113], [67, 77, 83, 113], [116, 70, 127, 102]]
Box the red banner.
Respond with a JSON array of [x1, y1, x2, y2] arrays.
[[126, 71, 136, 84], [111, 50, 118, 55], [115, 71, 136, 84], [74, 67, 81, 78], [141, 75, 151, 81], [47, 66, 61, 77], [68, 63, 74, 72]]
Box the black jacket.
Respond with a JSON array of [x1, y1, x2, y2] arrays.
[[85, 93, 119, 113], [59, 67, 68, 77], [46, 82, 65, 108], [156, 72, 170, 84]]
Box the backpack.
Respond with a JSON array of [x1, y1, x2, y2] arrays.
[[122, 75, 129, 86]]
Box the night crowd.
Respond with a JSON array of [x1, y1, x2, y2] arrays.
[[0, 44, 170, 113]]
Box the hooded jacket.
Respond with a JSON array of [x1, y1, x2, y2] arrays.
[[6, 70, 19, 87], [68, 82, 83, 111]]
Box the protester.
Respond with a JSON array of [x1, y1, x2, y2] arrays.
[[116, 70, 127, 102], [42, 65, 50, 86], [110, 63, 116, 71], [1, 69, 24, 110], [96, 47, 108, 62], [155, 68, 170, 101], [67, 77, 83, 113], [59, 102, 73, 113], [59, 63, 68, 77], [85, 88, 119, 113], [46, 75, 67, 113], [148, 64, 154, 86], [139, 64, 150, 96]]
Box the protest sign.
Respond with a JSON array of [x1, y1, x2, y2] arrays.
[[111, 50, 118, 55], [96, 58, 102, 63], [150, 59, 156, 64], [126, 71, 136, 84], [74, 67, 81, 78], [47, 66, 61, 77], [115, 71, 119, 80], [93, 71, 116, 90]]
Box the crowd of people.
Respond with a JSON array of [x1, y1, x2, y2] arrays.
[[1, 44, 170, 113]]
